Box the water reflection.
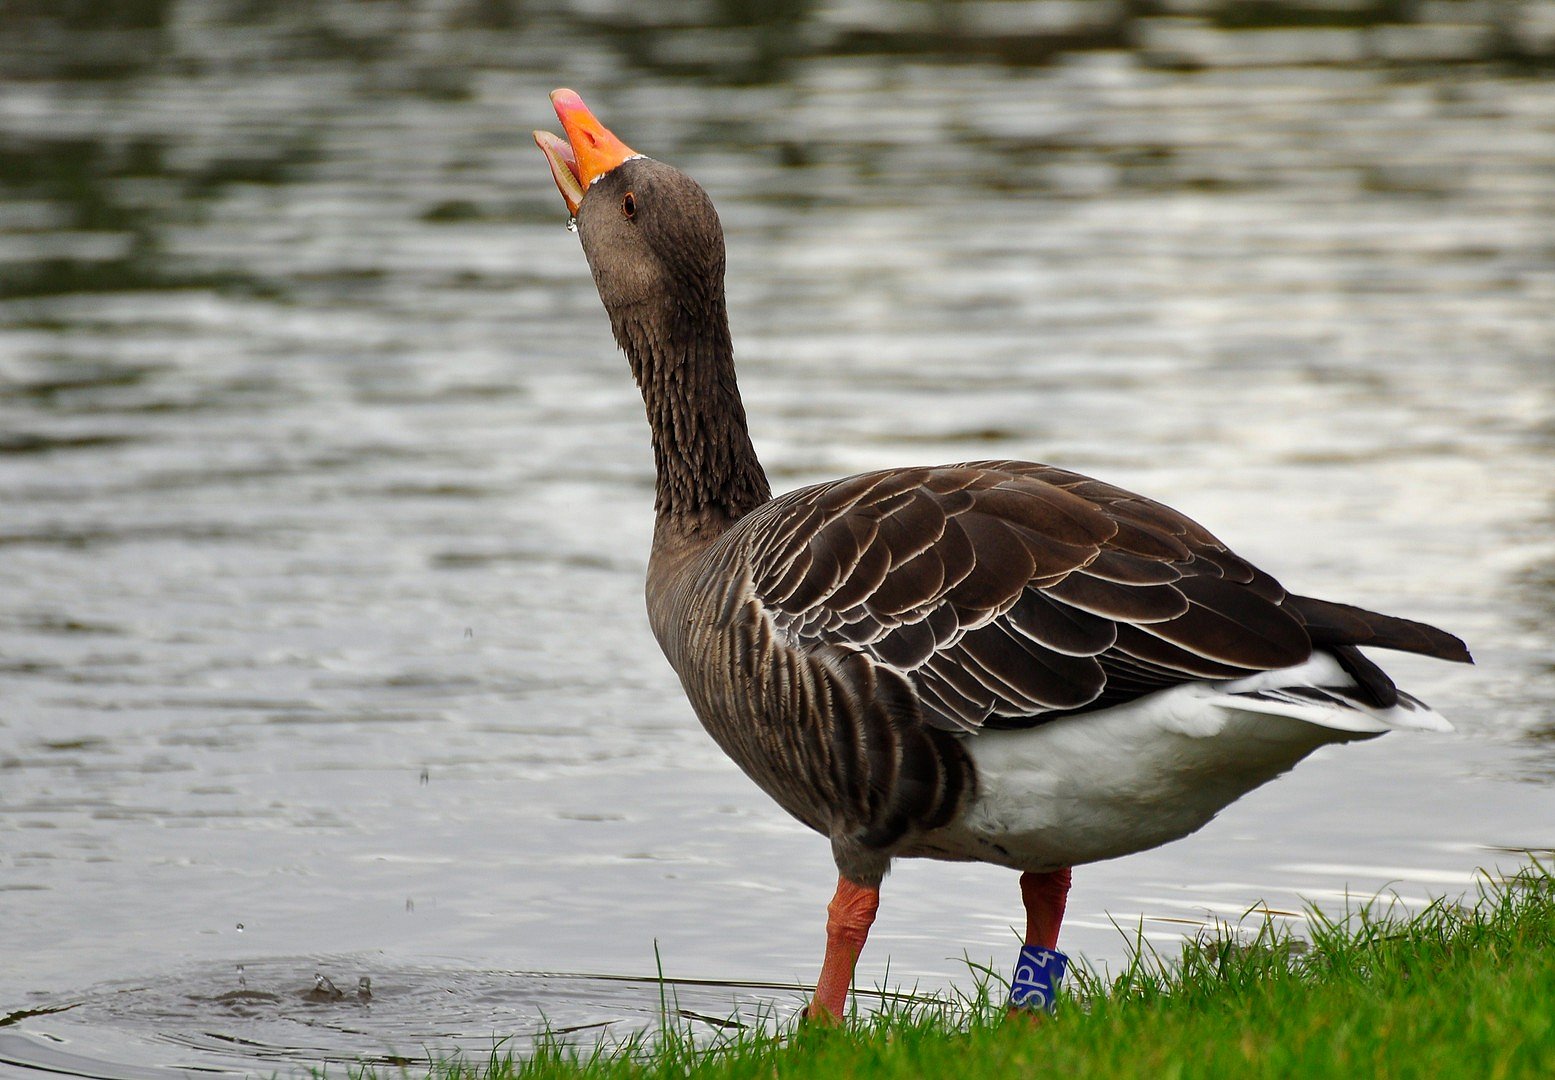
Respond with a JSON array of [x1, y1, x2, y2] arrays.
[[1, 0, 1553, 1075]]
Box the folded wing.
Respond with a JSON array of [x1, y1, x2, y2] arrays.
[[743, 460, 1467, 733]]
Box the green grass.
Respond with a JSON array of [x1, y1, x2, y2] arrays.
[[354, 865, 1555, 1079]]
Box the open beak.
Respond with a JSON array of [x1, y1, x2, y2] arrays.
[[532, 89, 639, 216]]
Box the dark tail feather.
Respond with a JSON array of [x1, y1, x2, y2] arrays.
[[1286, 595, 1474, 664], [1329, 644, 1399, 708]]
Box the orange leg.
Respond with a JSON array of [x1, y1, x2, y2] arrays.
[[805, 876, 880, 1022], [1007, 868, 1073, 1017], [1020, 867, 1072, 948]]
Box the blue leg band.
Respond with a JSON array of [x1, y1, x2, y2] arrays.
[[1009, 945, 1069, 1011]]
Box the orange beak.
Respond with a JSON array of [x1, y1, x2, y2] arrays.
[[532, 89, 640, 216]]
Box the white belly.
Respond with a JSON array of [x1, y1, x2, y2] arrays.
[[907, 661, 1443, 872]]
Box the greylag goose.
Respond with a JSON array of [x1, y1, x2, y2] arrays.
[[532, 89, 1472, 1021]]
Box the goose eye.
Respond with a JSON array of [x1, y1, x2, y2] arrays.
[[621, 192, 637, 219]]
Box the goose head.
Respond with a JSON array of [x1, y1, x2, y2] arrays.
[[534, 89, 727, 321]]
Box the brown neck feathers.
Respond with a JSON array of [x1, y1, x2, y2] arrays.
[[611, 292, 771, 530]]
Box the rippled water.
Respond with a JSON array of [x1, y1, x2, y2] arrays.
[[3, 1, 1555, 1075]]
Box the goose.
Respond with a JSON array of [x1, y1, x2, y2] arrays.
[[532, 89, 1472, 1021]]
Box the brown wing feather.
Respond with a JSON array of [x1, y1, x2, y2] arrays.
[[742, 460, 1469, 732]]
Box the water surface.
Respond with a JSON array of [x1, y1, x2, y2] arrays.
[[3, 1, 1555, 1075]]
